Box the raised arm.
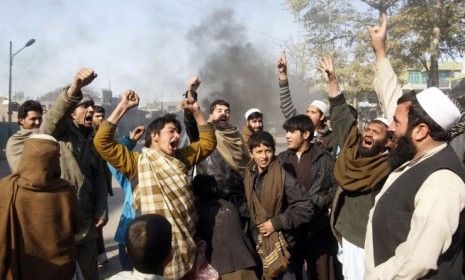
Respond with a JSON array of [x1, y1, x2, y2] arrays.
[[40, 68, 97, 137], [183, 76, 201, 142], [278, 52, 298, 120], [318, 57, 355, 148], [94, 90, 140, 179], [180, 92, 216, 170], [369, 11, 402, 123]]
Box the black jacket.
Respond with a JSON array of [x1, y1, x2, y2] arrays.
[[277, 144, 338, 237]]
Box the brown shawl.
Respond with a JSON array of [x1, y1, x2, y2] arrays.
[[244, 159, 290, 279], [215, 125, 250, 176], [334, 126, 391, 192], [0, 137, 81, 280]]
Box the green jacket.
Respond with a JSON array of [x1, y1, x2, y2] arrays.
[[40, 88, 107, 243]]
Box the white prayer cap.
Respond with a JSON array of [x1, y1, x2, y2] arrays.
[[374, 117, 389, 127], [310, 100, 328, 115], [245, 108, 261, 120], [29, 133, 58, 142], [416, 87, 461, 130]]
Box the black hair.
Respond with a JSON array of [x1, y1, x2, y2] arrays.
[[209, 99, 230, 114], [282, 114, 315, 142], [247, 111, 263, 121], [144, 113, 182, 148], [125, 214, 172, 274], [248, 130, 275, 152], [397, 91, 451, 141], [17, 100, 43, 123], [192, 174, 218, 201], [94, 105, 105, 114]]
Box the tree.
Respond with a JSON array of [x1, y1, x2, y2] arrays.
[[286, 0, 465, 89]]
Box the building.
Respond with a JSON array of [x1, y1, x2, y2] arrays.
[[402, 62, 463, 92]]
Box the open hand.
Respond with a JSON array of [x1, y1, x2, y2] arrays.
[[317, 57, 336, 82]]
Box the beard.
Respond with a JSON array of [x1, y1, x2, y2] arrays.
[[358, 138, 387, 158], [247, 124, 262, 132], [388, 134, 416, 170]]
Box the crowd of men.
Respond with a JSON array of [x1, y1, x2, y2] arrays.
[[1, 11, 465, 280]]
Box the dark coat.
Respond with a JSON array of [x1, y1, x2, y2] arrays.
[[277, 144, 338, 238]]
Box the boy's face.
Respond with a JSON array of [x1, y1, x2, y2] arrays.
[[250, 143, 274, 173]]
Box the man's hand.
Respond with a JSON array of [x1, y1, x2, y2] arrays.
[[119, 90, 140, 111], [277, 51, 287, 80], [95, 218, 106, 229], [130, 125, 145, 142], [106, 90, 139, 125], [368, 10, 388, 59], [258, 219, 275, 237], [188, 76, 201, 93], [317, 57, 340, 97], [317, 57, 336, 82], [67, 68, 97, 96], [181, 97, 201, 116]]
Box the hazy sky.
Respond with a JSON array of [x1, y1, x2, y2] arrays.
[[0, 0, 302, 103]]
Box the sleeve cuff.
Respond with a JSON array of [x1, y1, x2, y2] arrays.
[[329, 93, 346, 107], [279, 79, 289, 88], [271, 216, 284, 231]]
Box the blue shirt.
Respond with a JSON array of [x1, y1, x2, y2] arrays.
[[108, 135, 137, 245]]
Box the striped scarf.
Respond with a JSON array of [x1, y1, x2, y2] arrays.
[[134, 147, 197, 280]]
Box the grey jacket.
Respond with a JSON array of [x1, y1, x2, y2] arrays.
[[40, 88, 107, 243], [6, 128, 38, 173]]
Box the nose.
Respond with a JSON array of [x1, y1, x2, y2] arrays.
[[388, 121, 395, 132], [285, 131, 292, 139]]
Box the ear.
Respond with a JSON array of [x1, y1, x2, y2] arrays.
[[152, 132, 159, 143], [319, 113, 325, 121], [411, 123, 429, 141], [19, 118, 25, 126], [303, 130, 311, 140]]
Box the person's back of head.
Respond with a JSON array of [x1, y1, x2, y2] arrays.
[[126, 214, 172, 275]]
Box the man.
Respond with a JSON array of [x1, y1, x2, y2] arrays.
[[364, 87, 465, 279], [93, 105, 105, 129], [312, 12, 401, 279], [0, 134, 82, 280], [93, 89, 216, 280], [193, 174, 258, 279], [277, 54, 334, 154], [91, 104, 113, 265], [244, 131, 313, 280], [242, 108, 263, 144], [6, 100, 43, 172], [40, 68, 108, 280], [109, 214, 172, 280], [184, 77, 249, 207], [278, 114, 338, 280]]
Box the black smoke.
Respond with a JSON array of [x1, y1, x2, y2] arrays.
[[186, 8, 281, 130]]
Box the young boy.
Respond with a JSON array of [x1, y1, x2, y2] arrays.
[[109, 214, 172, 279], [243, 131, 313, 280]]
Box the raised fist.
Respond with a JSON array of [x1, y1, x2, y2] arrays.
[[188, 76, 201, 93], [72, 68, 97, 89], [130, 125, 145, 142], [119, 90, 140, 110]]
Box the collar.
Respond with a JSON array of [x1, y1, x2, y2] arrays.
[[395, 143, 447, 172], [132, 269, 165, 280]]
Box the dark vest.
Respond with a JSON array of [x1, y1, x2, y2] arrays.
[[372, 145, 465, 279]]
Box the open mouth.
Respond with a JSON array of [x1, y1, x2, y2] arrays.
[[362, 137, 373, 148], [169, 140, 179, 150], [85, 115, 93, 124]]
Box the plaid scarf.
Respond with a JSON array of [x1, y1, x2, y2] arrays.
[[134, 147, 197, 280]]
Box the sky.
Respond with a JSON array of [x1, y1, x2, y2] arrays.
[[0, 0, 303, 103]]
